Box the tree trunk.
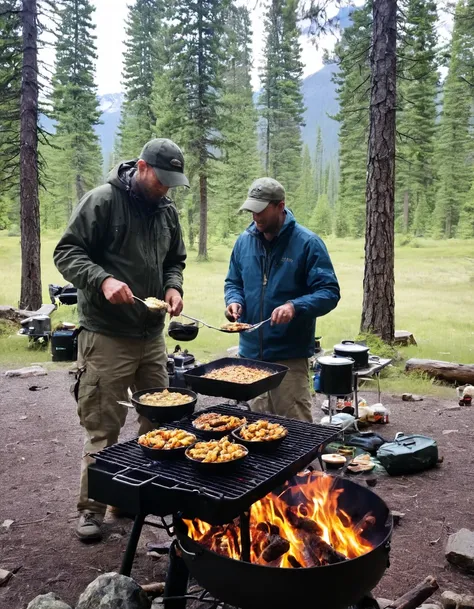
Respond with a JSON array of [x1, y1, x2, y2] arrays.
[[198, 172, 208, 260], [360, 0, 397, 343], [403, 190, 409, 233], [19, 0, 42, 311], [405, 358, 474, 385]]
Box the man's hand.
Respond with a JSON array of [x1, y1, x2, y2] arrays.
[[101, 277, 134, 305], [271, 302, 295, 325], [226, 303, 242, 321], [165, 288, 183, 317]]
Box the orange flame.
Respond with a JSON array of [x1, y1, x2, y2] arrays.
[[184, 473, 374, 568]]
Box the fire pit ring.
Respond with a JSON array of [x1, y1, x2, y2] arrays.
[[174, 475, 392, 609]]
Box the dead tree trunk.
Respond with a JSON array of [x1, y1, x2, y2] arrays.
[[198, 171, 208, 260], [19, 0, 42, 311], [360, 0, 397, 343]]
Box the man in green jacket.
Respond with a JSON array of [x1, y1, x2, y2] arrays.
[[54, 138, 188, 542]]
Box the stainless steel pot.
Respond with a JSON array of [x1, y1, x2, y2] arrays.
[[334, 341, 370, 369], [319, 355, 354, 396]]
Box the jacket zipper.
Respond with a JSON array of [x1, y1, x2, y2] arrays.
[[259, 250, 273, 360]]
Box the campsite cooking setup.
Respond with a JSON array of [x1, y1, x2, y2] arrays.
[[84, 353, 399, 609]]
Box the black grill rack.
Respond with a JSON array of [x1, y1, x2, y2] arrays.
[[89, 405, 340, 524]]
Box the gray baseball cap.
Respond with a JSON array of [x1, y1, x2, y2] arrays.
[[239, 177, 285, 213], [139, 138, 190, 188]]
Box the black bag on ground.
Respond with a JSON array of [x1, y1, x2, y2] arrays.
[[376, 432, 438, 476]]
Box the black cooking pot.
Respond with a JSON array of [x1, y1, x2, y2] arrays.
[[130, 387, 197, 423], [168, 321, 199, 342], [318, 355, 354, 395], [174, 476, 392, 609], [334, 341, 370, 369]]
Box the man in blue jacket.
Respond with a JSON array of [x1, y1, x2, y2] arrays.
[[224, 177, 340, 422]]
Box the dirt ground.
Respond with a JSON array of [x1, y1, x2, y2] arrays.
[[1, 368, 473, 609]]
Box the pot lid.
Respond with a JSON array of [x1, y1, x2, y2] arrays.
[[318, 355, 354, 366], [334, 341, 369, 353]]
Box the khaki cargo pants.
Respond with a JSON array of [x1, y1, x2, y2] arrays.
[[74, 330, 168, 514], [251, 358, 312, 422]]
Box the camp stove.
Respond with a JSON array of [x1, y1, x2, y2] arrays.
[[167, 346, 200, 388]]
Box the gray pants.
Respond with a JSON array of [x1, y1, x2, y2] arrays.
[[75, 330, 168, 514], [251, 358, 312, 422]]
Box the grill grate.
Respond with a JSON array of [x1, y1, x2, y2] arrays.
[[90, 405, 340, 523]]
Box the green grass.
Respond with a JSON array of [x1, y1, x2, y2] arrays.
[[0, 230, 473, 397]]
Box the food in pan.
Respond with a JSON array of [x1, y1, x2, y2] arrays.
[[220, 322, 252, 332], [138, 428, 196, 450], [202, 365, 272, 384], [187, 436, 248, 463], [193, 412, 246, 432], [322, 453, 347, 469], [140, 389, 194, 407], [144, 297, 168, 311], [237, 419, 288, 442]]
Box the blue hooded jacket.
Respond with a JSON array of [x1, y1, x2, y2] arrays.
[[224, 210, 340, 362]]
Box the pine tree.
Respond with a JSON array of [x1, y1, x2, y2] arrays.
[[211, 3, 260, 240], [308, 193, 332, 236], [293, 144, 316, 224], [332, 3, 371, 238], [44, 0, 102, 226], [117, 0, 164, 159], [155, 0, 228, 259], [314, 126, 324, 198], [396, 0, 439, 236], [0, 1, 22, 227], [259, 0, 305, 199], [457, 177, 474, 238], [431, 0, 474, 238]]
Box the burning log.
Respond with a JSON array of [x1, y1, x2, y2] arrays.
[[288, 555, 303, 569], [256, 521, 280, 536], [306, 535, 347, 567], [261, 534, 290, 563], [285, 507, 323, 536]]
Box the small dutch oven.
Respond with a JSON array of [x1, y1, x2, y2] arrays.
[[334, 340, 370, 369]]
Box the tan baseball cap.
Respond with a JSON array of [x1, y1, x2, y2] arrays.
[[239, 177, 285, 213]]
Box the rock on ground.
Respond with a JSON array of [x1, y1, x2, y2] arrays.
[[26, 593, 72, 609], [441, 591, 474, 609], [445, 528, 474, 573], [4, 365, 47, 378], [76, 572, 151, 609]]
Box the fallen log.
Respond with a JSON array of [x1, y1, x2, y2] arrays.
[[386, 575, 438, 609], [405, 359, 474, 386]]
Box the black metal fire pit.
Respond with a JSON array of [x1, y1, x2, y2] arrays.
[[174, 475, 392, 609]]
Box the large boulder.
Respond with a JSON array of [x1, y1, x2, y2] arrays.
[[26, 592, 72, 609], [76, 572, 151, 609]]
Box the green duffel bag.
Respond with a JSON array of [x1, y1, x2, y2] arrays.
[[376, 432, 439, 476]]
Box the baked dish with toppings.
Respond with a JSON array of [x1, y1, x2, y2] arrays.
[[237, 419, 288, 442], [140, 389, 194, 407], [202, 365, 272, 384], [193, 412, 246, 432], [220, 322, 252, 332], [186, 436, 248, 463], [138, 428, 196, 450]]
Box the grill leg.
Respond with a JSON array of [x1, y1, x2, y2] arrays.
[[120, 513, 146, 576], [240, 510, 251, 562], [164, 540, 190, 609]]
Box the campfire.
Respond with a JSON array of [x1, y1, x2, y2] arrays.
[[184, 473, 375, 568]]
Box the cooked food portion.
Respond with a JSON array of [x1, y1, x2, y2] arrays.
[[202, 365, 272, 384], [187, 436, 247, 463], [347, 453, 375, 473], [193, 412, 246, 432], [144, 297, 168, 311], [220, 322, 252, 332], [140, 389, 194, 407], [238, 419, 288, 442], [138, 428, 196, 450]]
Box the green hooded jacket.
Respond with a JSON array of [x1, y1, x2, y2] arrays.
[[54, 160, 187, 339]]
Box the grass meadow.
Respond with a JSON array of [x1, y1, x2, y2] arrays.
[[1, 230, 473, 397]]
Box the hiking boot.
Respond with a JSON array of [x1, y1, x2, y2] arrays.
[[76, 512, 104, 542]]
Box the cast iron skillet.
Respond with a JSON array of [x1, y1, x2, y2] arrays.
[[128, 387, 197, 423], [231, 423, 288, 453]]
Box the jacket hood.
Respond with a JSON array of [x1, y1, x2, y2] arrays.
[[107, 159, 137, 191]]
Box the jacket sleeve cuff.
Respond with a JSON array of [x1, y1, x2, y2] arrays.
[[165, 284, 184, 297], [95, 271, 113, 292]]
